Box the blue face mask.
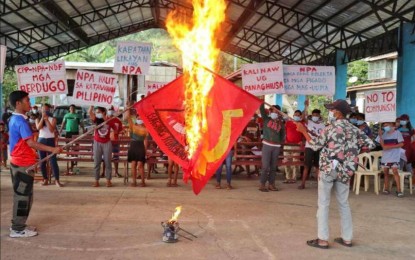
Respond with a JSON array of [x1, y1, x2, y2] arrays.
[[400, 120, 407, 126], [293, 116, 301, 122], [270, 113, 278, 120], [349, 118, 357, 124], [356, 120, 364, 126], [383, 126, 391, 132], [311, 116, 319, 122]]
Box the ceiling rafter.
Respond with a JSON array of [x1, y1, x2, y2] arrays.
[[220, 0, 266, 50], [6, 19, 157, 66], [39, 0, 91, 45]]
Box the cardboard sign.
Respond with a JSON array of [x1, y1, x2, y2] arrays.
[[145, 81, 166, 95], [72, 69, 118, 107], [15, 61, 68, 97], [0, 45, 6, 84], [365, 90, 396, 122], [241, 61, 284, 96], [283, 65, 335, 96], [113, 41, 152, 75]]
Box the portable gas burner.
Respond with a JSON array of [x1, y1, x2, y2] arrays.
[[161, 206, 197, 243]]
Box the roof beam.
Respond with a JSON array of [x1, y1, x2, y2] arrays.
[[39, 1, 90, 45], [151, 0, 161, 25], [221, 0, 266, 49], [6, 20, 158, 66]]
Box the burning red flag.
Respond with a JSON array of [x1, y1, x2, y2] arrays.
[[134, 73, 261, 194]]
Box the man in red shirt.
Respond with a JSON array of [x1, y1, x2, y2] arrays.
[[8, 91, 61, 238], [89, 106, 118, 187], [284, 110, 305, 183]]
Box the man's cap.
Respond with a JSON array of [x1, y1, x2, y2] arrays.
[[324, 99, 351, 115]]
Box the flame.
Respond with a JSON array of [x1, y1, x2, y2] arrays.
[[169, 206, 182, 223], [166, 0, 226, 158]]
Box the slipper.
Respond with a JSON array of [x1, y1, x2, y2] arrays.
[[298, 185, 305, 190], [382, 190, 390, 195], [171, 183, 178, 187], [166, 182, 172, 187], [140, 183, 146, 187], [215, 184, 221, 189], [307, 239, 328, 249], [268, 185, 278, 191], [289, 180, 296, 184], [334, 237, 352, 247], [259, 187, 269, 192]]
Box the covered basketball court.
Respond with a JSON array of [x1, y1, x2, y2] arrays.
[[1, 1, 415, 259]]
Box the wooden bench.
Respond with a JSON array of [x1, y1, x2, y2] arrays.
[[233, 141, 305, 169]]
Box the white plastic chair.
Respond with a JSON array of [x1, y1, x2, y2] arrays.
[[353, 153, 380, 195], [388, 170, 413, 195]]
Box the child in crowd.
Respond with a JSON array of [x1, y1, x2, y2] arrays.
[[376, 122, 404, 197], [0, 122, 9, 169]]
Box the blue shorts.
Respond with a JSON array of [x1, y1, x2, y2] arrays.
[[381, 162, 400, 169]]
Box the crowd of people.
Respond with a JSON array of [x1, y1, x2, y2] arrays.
[[1, 90, 415, 241]]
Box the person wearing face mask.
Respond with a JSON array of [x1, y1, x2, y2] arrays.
[[396, 114, 414, 180], [125, 107, 148, 187], [237, 114, 261, 176], [295, 99, 375, 249], [355, 113, 372, 138], [283, 109, 305, 184], [104, 106, 124, 178], [348, 112, 358, 126], [298, 104, 325, 190], [258, 103, 285, 192], [376, 122, 404, 197], [36, 103, 62, 187], [88, 106, 118, 187], [0, 122, 9, 169]]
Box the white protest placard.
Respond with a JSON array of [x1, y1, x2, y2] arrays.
[[72, 69, 118, 107], [241, 61, 284, 96], [364, 90, 396, 122], [145, 81, 166, 95], [283, 65, 335, 96], [0, 45, 6, 84], [15, 61, 67, 97], [113, 41, 152, 75]]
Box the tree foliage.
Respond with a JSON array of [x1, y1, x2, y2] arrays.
[[347, 60, 369, 86]]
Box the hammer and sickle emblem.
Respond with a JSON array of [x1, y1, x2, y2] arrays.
[[194, 109, 243, 177]]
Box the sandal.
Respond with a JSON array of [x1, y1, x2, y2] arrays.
[[307, 239, 329, 249], [334, 237, 352, 247], [268, 185, 279, 191], [171, 183, 178, 187], [215, 183, 221, 189], [259, 186, 269, 192], [382, 190, 390, 195]]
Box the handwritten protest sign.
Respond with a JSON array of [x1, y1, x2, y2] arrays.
[[15, 61, 67, 97], [72, 69, 118, 107], [364, 90, 396, 122], [241, 61, 284, 96], [283, 65, 335, 96], [0, 45, 6, 84], [145, 81, 166, 95], [113, 41, 152, 75]]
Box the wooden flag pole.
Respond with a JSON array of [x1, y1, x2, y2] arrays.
[[26, 103, 138, 173]]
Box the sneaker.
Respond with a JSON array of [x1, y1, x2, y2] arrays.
[[9, 228, 38, 238], [396, 192, 404, 198], [9, 226, 37, 232]]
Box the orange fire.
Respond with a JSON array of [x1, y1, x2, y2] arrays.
[[166, 0, 226, 158], [169, 206, 182, 223]]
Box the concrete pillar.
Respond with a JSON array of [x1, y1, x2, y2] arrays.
[[297, 95, 305, 111], [334, 50, 348, 100], [275, 94, 283, 107], [396, 22, 415, 121]]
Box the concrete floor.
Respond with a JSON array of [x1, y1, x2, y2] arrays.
[[1, 164, 414, 260]]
